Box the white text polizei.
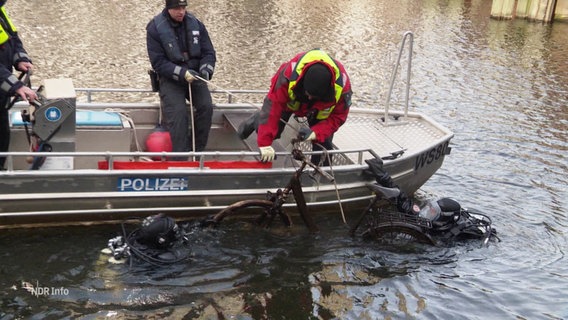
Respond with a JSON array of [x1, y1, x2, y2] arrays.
[[118, 177, 188, 191]]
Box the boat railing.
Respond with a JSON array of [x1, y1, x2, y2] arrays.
[[384, 31, 414, 125], [72, 87, 267, 105], [0, 148, 376, 172], [75, 87, 155, 103]]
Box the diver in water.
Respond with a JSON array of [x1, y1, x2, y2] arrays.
[[103, 213, 192, 266]]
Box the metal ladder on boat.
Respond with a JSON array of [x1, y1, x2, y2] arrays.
[[384, 31, 414, 125]]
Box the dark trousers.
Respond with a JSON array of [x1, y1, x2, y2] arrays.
[[159, 78, 213, 159], [311, 135, 334, 167], [0, 97, 10, 169]]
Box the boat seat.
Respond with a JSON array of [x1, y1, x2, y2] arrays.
[[10, 110, 125, 128], [223, 111, 287, 153]]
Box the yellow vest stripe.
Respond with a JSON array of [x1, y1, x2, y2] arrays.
[[0, 7, 17, 45]]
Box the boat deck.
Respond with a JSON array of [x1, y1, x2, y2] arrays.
[[6, 99, 451, 171], [334, 110, 450, 163]]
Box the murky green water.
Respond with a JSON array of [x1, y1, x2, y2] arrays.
[[1, 0, 567, 318]]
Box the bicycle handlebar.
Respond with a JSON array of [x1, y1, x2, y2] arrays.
[[290, 146, 335, 182], [305, 160, 335, 182]]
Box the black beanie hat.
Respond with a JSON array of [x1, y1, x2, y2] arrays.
[[303, 63, 333, 100], [166, 0, 187, 9]]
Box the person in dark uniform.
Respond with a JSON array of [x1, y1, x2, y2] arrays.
[[0, 0, 38, 169], [146, 0, 216, 158]]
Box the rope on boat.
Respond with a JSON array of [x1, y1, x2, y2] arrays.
[[324, 149, 346, 225], [188, 83, 196, 160], [193, 74, 259, 108], [306, 143, 346, 225], [101, 108, 144, 153]]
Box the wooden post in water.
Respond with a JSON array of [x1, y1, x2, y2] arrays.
[[491, 0, 518, 19], [557, 0, 568, 19], [491, 0, 560, 22]]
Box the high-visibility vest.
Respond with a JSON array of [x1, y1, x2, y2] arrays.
[[286, 50, 344, 119]]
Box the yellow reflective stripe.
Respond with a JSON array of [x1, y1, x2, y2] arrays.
[[0, 7, 16, 45], [316, 106, 335, 120], [287, 100, 301, 110], [1, 8, 17, 32], [0, 26, 8, 45], [294, 50, 338, 77], [332, 82, 342, 104]]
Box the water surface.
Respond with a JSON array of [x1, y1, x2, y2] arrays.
[[1, 0, 567, 318]]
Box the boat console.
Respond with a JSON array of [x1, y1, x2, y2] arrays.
[[9, 78, 132, 170]]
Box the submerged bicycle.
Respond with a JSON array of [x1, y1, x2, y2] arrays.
[[104, 140, 498, 265], [201, 141, 497, 246], [200, 140, 334, 234]]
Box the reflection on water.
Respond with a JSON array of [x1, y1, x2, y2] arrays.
[[0, 219, 467, 318], [3, 0, 568, 318]]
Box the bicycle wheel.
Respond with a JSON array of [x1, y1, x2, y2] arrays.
[[362, 222, 435, 246], [207, 199, 292, 228]]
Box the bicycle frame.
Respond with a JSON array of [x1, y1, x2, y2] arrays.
[[204, 148, 321, 233]]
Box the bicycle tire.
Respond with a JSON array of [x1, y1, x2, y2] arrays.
[[362, 222, 436, 246], [208, 199, 292, 227]]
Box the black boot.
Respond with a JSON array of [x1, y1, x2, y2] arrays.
[[364, 158, 416, 214], [237, 113, 259, 140]]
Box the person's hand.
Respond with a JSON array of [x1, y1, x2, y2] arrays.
[[17, 61, 33, 73], [15, 86, 38, 103], [298, 127, 316, 141], [185, 70, 199, 83], [259, 146, 275, 162], [199, 64, 213, 81], [200, 70, 210, 81]]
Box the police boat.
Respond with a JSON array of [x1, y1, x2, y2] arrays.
[[0, 33, 454, 228]]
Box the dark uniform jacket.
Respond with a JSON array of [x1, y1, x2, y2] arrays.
[[146, 9, 216, 83]]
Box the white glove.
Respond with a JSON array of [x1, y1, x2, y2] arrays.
[[259, 146, 275, 162], [185, 70, 197, 83], [298, 127, 316, 141], [305, 131, 316, 141]]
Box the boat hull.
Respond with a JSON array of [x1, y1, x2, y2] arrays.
[[0, 144, 450, 227], [1, 89, 453, 228]]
